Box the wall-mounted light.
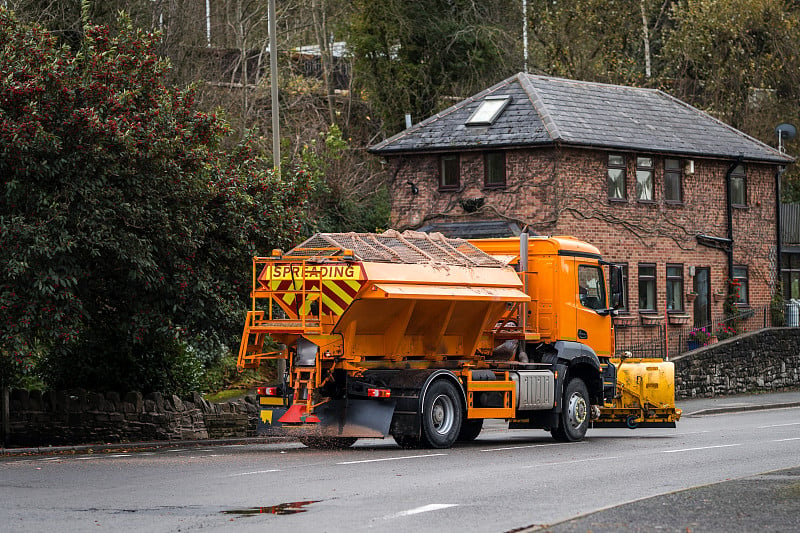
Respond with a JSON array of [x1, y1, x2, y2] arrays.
[[407, 181, 419, 195]]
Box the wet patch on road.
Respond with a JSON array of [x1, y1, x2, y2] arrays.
[[221, 500, 320, 516]]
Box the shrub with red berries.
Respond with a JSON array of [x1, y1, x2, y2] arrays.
[[0, 10, 314, 392]]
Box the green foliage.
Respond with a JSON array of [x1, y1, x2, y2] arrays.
[[771, 282, 786, 326], [0, 10, 313, 392], [301, 124, 390, 232], [39, 325, 204, 396], [349, 0, 519, 133], [528, 0, 656, 84], [662, 0, 800, 130]]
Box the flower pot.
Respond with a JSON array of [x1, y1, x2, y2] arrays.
[[687, 340, 700, 350], [668, 314, 691, 326], [640, 314, 664, 326], [614, 315, 637, 328]]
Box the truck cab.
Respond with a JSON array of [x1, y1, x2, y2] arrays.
[[470, 235, 617, 358]]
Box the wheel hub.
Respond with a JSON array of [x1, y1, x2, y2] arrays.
[[430, 394, 454, 434], [567, 393, 587, 428]]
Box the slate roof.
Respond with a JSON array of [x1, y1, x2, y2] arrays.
[[368, 73, 794, 164], [417, 221, 522, 239]]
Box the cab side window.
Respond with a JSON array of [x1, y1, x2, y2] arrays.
[[578, 265, 606, 311]]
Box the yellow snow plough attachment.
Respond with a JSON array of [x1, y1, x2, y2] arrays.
[[594, 355, 682, 429]]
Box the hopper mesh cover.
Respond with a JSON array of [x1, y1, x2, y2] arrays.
[[285, 230, 504, 268]]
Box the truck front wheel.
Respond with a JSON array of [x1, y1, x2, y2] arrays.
[[420, 380, 463, 449], [551, 378, 590, 442]]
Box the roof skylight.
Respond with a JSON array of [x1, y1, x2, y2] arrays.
[[466, 95, 511, 126]]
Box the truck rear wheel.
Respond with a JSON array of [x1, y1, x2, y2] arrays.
[[420, 379, 463, 449], [551, 378, 589, 442], [299, 436, 358, 449]]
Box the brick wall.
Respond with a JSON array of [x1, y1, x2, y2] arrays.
[[386, 146, 779, 322], [2, 389, 258, 447], [673, 328, 800, 398]]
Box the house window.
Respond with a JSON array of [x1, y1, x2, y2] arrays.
[[608, 154, 626, 200], [636, 156, 654, 201], [466, 95, 511, 126], [484, 152, 506, 188], [439, 154, 460, 190], [614, 263, 629, 311], [730, 164, 747, 206], [666, 264, 684, 312], [664, 158, 682, 203], [638, 263, 657, 311], [782, 253, 800, 300], [732, 265, 749, 305]]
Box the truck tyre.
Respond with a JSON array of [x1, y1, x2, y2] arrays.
[[550, 378, 590, 442], [420, 379, 463, 449], [457, 419, 483, 442], [299, 436, 358, 449]]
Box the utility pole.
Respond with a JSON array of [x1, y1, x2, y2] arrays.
[[269, 0, 281, 176]]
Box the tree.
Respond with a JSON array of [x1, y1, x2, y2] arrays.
[[349, 0, 520, 134], [527, 0, 672, 84], [661, 0, 800, 128], [0, 9, 314, 392]]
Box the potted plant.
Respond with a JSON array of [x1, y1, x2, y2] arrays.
[[687, 327, 710, 350], [716, 323, 738, 341]]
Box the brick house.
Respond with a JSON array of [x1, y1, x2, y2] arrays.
[[368, 73, 794, 340]]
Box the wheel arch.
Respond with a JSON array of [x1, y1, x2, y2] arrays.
[[420, 369, 467, 415], [553, 341, 603, 404]]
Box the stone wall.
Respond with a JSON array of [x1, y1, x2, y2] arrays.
[[673, 328, 800, 398], [3, 389, 258, 447]]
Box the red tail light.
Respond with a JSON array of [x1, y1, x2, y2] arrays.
[[367, 388, 391, 398], [257, 386, 279, 396]]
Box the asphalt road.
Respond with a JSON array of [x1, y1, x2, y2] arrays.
[[1, 392, 799, 533]]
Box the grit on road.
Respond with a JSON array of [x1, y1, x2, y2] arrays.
[[2, 403, 799, 533]]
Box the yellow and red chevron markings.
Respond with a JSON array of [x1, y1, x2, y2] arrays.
[[259, 262, 364, 316]]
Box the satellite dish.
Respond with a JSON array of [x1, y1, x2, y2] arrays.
[[776, 123, 797, 140]]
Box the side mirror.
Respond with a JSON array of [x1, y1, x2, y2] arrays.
[[610, 265, 624, 309]]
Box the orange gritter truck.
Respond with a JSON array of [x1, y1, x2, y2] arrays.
[[238, 230, 681, 449]]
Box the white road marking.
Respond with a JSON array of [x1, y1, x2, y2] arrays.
[[523, 456, 621, 468], [661, 444, 741, 453], [107, 454, 131, 458], [758, 422, 800, 429], [480, 443, 565, 452], [773, 437, 800, 442], [386, 504, 458, 519], [338, 453, 446, 465], [229, 469, 282, 477]]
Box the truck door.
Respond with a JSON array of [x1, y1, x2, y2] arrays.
[[576, 263, 613, 356]]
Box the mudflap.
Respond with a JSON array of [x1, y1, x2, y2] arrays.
[[284, 399, 396, 438], [256, 406, 290, 436]]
